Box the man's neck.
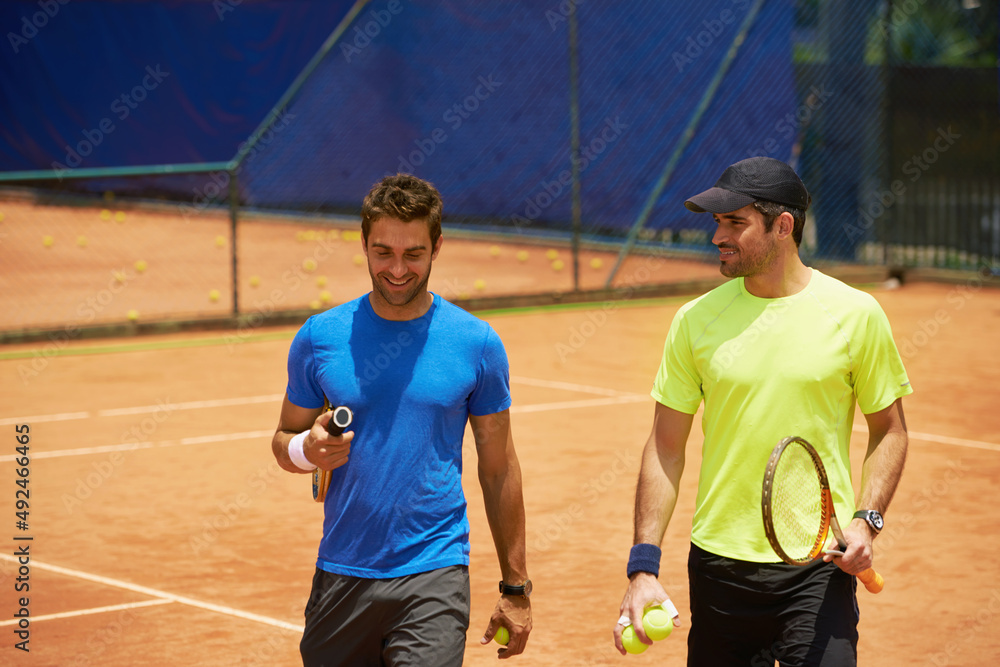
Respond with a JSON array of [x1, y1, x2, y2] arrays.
[[744, 253, 812, 298]]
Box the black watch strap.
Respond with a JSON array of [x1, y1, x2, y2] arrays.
[[499, 579, 531, 599], [852, 509, 884, 533]]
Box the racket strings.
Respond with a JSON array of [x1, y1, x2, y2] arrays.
[[770, 445, 825, 561]]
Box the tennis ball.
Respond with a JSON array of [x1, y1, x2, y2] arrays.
[[209, 289, 220, 302], [590, 257, 604, 269], [295, 230, 307, 242], [112, 270, 127, 284], [494, 626, 509, 646], [551, 259, 565, 271], [215, 235, 226, 248], [327, 229, 339, 240], [114, 211, 126, 222], [642, 606, 673, 641], [353, 254, 365, 266], [319, 290, 332, 303], [621, 625, 648, 654], [316, 275, 328, 288], [309, 299, 321, 310], [77, 235, 88, 248], [134, 260, 147, 273], [302, 258, 318, 272], [100, 209, 112, 221], [249, 275, 261, 288], [42, 235, 54, 248], [545, 249, 559, 260], [516, 250, 529, 262], [126, 309, 139, 321], [473, 278, 486, 291], [489, 245, 501, 257]]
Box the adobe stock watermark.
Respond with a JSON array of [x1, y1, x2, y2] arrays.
[[928, 588, 1000, 666], [180, 107, 295, 221], [64, 607, 141, 667], [187, 463, 283, 555], [6, 0, 69, 54], [544, 0, 584, 31], [510, 116, 628, 230], [744, 84, 833, 160], [51, 65, 171, 177], [61, 399, 175, 514], [341, 0, 404, 62], [843, 125, 960, 244], [18, 267, 136, 384], [529, 448, 636, 554], [875, 0, 928, 38], [396, 73, 502, 173], [671, 0, 753, 73]]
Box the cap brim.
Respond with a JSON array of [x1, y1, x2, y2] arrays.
[[684, 187, 756, 214]]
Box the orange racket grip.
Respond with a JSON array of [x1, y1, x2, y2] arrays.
[[857, 567, 884, 594]]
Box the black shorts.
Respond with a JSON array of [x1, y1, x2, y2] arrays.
[[687, 543, 859, 667], [300, 565, 470, 667]]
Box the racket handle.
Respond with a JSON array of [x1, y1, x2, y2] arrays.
[[326, 406, 353, 437], [857, 567, 884, 594]]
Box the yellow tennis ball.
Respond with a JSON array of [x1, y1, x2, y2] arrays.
[[545, 249, 558, 260], [126, 309, 139, 321], [551, 259, 565, 271], [642, 606, 673, 641], [214, 235, 226, 248], [309, 299, 321, 310], [77, 235, 88, 248], [353, 254, 365, 266], [302, 258, 318, 272], [114, 211, 126, 222], [112, 270, 127, 284], [42, 235, 54, 248], [134, 260, 147, 273], [319, 290, 332, 303], [100, 209, 112, 221], [621, 625, 648, 654], [209, 289, 220, 302], [590, 257, 604, 269], [295, 230, 307, 242], [249, 275, 261, 287], [489, 245, 501, 257], [494, 627, 509, 646], [316, 275, 328, 287], [516, 250, 529, 262], [473, 278, 486, 291]]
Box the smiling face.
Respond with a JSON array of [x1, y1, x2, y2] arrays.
[[363, 216, 442, 320], [710, 204, 780, 279]]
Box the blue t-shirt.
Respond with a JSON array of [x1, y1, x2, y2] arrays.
[[286, 293, 512, 578]]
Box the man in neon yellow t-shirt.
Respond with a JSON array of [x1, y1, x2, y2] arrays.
[[613, 157, 911, 666]]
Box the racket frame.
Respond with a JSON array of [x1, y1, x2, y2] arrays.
[[311, 403, 353, 503]]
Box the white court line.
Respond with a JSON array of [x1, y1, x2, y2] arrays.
[[1, 377, 623, 426], [512, 394, 648, 413], [0, 598, 173, 626], [851, 424, 1000, 452], [0, 554, 303, 633], [0, 431, 274, 463], [510, 375, 635, 397]]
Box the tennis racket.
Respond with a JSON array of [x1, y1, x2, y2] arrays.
[[761, 436, 884, 594], [311, 404, 353, 503]]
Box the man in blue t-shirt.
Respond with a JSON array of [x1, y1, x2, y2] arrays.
[[271, 174, 531, 665]]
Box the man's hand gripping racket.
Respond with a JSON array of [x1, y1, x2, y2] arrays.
[[311, 405, 353, 502], [761, 436, 884, 594]]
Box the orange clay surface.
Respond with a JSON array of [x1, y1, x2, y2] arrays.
[[1, 278, 998, 666]]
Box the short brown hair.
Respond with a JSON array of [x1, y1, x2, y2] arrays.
[[752, 200, 806, 246], [361, 173, 443, 246]]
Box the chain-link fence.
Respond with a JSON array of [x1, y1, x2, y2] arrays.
[[2, 0, 997, 339]]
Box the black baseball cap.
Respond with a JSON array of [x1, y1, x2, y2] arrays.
[[684, 157, 811, 214]]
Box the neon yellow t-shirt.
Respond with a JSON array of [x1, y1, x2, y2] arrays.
[[651, 269, 912, 562]]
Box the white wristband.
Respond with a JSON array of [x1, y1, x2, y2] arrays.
[[287, 431, 317, 471]]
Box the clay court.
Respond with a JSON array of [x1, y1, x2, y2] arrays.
[[2, 242, 999, 665]]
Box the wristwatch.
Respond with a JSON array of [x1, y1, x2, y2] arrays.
[[499, 579, 532, 600], [853, 509, 884, 534]]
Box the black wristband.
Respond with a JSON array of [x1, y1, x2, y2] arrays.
[[627, 543, 661, 579]]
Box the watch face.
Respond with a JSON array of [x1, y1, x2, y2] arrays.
[[871, 512, 884, 530], [524, 579, 532, 597]]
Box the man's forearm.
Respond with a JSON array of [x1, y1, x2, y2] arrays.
[[633, 437, 685, 546], [480, 465, 528, 583], [857, 428, 908, 513]]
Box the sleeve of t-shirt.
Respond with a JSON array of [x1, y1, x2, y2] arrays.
[[285, 317, 326, 410], [853, 300, 913, 414], [650, 307, 703, 414], [469, 326, 512, 417]]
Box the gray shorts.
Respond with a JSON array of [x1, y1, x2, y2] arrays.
[[300, 565, 470, 667]]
